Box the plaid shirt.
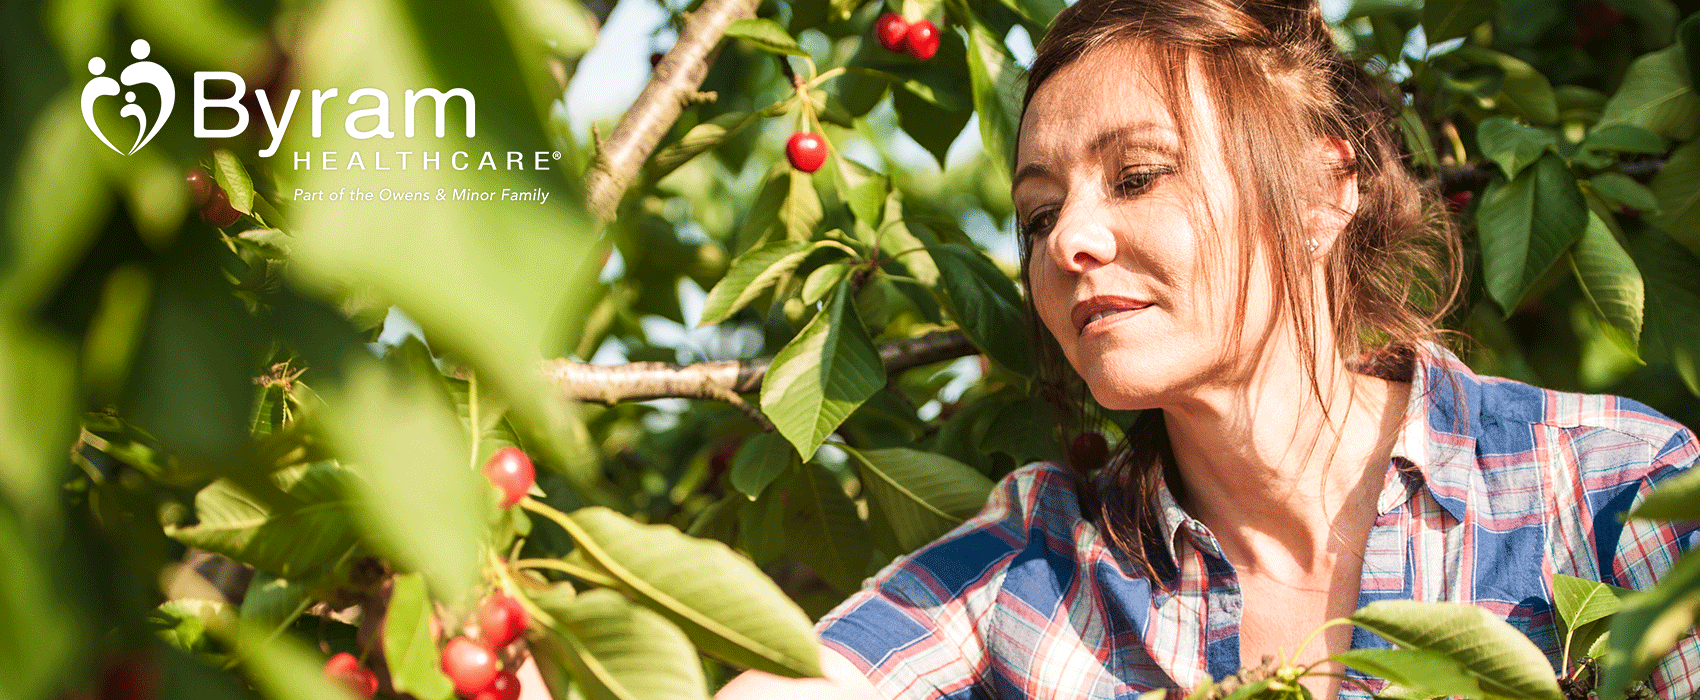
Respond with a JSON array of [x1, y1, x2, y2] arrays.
[[815, 348, 1700, 699]]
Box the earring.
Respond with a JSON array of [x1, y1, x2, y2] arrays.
[[1305, 238, 1319, 251]]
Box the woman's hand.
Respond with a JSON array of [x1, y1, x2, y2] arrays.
[[715, 644, 883, 700]]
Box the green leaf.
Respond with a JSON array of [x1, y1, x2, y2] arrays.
[[1598, 45, 1700, 141], [928, 244, 1032, 376], [699, 240, 814, 326], [383, 572, 453, 700], [1582, 124, 1667, 156], [152, 600, 235, 655], [800, 262, 853, 305], [1476, 117, 1554, 179], [1553, 574, 1630, 633], [1629, 464, 1700, 520], [1451, 46, 1558, 125], [1682, 13, 1700, 86], [760, 278, 885, 459], [978, 396, 1064, 464], [240, 573, 310, 630], [535, 589, 709, 700], [320, 360, 487, 604], [1423, 0, 1500, 43], [237, 625, 360, 700], [892, 87, 970, 169], [1348, 600, 1563, 700], [651, 111, 757, 181], [212, 148, 256, 215], [780, 461, 873, 594], [1590, 173, 1659, 213], [729, 431, 797, 499], [830, 156, 885, 227], [782, 168, 825, 242], [1476, 154, 1589, 313], [545, 506, 821, 677], [737, 162, 795, 249], [994, 0, 1063, 28], [1635, 231, 1700, 396], [737, 487, 786, 565], [1569, 208, 1644, 353], [1651, 139, 1700, 252], [1333, 648, 1485, 699], [965, 20, 1021, 187], [723, 18, 807, 56], [845, 447, 994, 554], [164, 462, 359, 578], [1599, 552, 1700, 700]]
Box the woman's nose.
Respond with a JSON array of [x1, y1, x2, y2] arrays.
[[1047, 203, 1118, 273]]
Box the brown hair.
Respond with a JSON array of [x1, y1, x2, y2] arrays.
[[1015, 0, 1463, 583]]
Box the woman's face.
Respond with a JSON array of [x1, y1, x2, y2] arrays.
[[1014, 43, 1283, 411]]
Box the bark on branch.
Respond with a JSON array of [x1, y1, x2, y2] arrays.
[[582, 0, 758, 220], [544, 330, 977, 406]]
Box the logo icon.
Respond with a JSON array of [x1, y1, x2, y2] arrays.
[[81, 39, 176, 155]]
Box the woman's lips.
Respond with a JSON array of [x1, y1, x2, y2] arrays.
[[1072, 296, 1153, 334]]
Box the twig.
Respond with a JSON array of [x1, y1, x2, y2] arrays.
[[542, 330, 977, 406], [582, 0, 759, 219]]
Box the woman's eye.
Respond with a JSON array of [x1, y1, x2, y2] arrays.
[[1021, 208, 1058, 238], [1115, 166, 1173, 196]]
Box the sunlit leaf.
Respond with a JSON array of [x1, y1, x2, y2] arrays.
[[383, 572, 453, 700], [211, 149, 255, 215], [237, 625, 360, 700], [1598, 45, 1700, 141], [760, 279, 884, 459], [965, 19, 1020, 186], [1569, 209, 1644, 356], [1450, 46, 1557, 125], [845, 447, 993, 554], [799, 261, 852, 305], [724, 18, 807, 56], [699, 240, 814, 326], [537, 589, 708, 700], [1334, 648, 1484, 699], [1349, 600, 1563, 700], [164, 462, 360, 578], [1629, 464, 1700, 521], [1553, 574, 1630, 633], [782, 168, 824, 242], [542, 506, 821, 677]]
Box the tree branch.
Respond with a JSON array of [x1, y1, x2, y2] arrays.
[[543, 330, 978, 406], [583, 0, 758, 220]]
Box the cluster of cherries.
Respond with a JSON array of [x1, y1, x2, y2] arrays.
[[780, 13, 943, 175], [323, 447, 538, 699], [874, 13, 940, 61], [185, 167, 242, 228]]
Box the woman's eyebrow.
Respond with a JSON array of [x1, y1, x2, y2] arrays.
[[1013, 122, 1178, 193]]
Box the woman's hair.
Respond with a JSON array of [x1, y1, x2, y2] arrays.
[[1016, 0, 1464, 583]]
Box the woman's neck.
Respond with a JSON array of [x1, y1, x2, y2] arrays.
[[1159, 340, 1411, 575]]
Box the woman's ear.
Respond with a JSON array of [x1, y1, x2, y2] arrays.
[[1306, 136, 1358, 258]]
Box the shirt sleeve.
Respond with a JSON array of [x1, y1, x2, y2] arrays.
[[813, 464, 1066, 700], [1610, 429, 1700, 696]]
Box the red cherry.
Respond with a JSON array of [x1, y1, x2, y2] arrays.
[[441, 637, 500, 697], [200, 187, 241, 228], [905, 19, 940, 61], [1068, 432, 1109, 471], [99, 656, 157, 700], [483, 446, 536, 508], [186, 168, 213, 207], [875, 13, 909, 53], [472, 671, 522, 700], [1445, 190, 1473, 213], [786, 132, 828, 173], [1569, 0, 1623, 45], [479, 592, 528, 648], [323, 653, 378, 700]]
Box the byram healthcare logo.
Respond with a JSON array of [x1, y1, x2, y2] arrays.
[[82, 40, 174, 155], [80, 41, 481, 160]]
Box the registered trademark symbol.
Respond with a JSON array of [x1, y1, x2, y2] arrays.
[[551, 151, 561, 160]]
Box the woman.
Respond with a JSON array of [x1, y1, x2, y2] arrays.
[[720, 0, 1700, 697]]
